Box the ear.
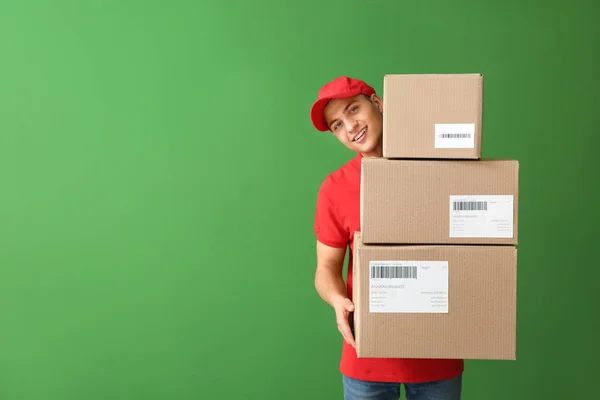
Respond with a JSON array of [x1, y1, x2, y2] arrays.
[[370, 93, 383, 113]]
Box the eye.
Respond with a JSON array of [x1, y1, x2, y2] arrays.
[[333, 122, 341, 130], [350, 105, 358, 113]]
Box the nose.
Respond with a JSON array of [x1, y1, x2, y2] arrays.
[[345, 119, 359, 134]]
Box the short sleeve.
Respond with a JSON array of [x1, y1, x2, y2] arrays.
[[314, 178, 348, 248]]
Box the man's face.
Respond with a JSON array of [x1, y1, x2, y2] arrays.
[[323, 94, 384, 157]]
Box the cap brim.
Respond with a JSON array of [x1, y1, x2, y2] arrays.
[[310, 97, 332, 132]]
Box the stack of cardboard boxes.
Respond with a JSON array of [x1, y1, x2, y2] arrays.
[[353, 74, 519, 360]]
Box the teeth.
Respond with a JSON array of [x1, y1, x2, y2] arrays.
[[355, 128, 366, 141]]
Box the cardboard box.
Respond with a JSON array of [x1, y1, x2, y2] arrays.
[[353, 232, 517, 360], [383, 73, 483, 159], [360, 158, 519, 245]]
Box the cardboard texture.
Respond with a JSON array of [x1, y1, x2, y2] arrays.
[[360, 158, 519, 245], [350, 72, 519, 361], [353, 232, 517, 360], [383, 73, 483, 159]]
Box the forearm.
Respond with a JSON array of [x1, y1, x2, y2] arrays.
[[315, 267, 348, 308]]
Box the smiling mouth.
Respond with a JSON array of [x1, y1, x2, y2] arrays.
[[354, 127, 367, 142]]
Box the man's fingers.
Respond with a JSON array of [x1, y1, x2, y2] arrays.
[[334, 299, 356, 347], [337, 318, 356, 348]]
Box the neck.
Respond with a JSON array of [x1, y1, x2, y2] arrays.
[[361, 141, 383, 158]]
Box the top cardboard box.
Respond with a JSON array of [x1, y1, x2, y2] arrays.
[[383, 73, 483, 159]]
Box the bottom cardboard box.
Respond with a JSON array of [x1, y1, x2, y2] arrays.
[[353, 232, 517, 360]]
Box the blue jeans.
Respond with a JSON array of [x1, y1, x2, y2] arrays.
[[342, 373, 462, 400]]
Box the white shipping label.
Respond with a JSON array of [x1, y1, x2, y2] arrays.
[[434, 123, 475, 148], [369, 261, 449, 313], [449, 195, 514, 238]]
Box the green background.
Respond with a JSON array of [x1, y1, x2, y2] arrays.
[[1, 0, 598, 399]]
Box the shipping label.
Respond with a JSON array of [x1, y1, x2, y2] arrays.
[[449, 195, 514, 238], [369, 260, 449, 313], [435, 123, 475, 148]]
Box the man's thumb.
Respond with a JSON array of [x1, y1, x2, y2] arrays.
[[346, 301, 355, 312]]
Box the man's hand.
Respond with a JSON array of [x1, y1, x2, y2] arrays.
[[333, 296, 355, 348]]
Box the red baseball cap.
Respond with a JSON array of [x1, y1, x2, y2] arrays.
[[310, 76, 376, 132]]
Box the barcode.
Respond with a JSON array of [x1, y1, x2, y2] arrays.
[[371, 265, 418, 279], [453, 201, 488, 211], [438, 133, 472, 138]]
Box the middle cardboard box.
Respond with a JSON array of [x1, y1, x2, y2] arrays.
[[360, 157, 519, 245]]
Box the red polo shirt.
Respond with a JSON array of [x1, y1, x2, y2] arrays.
[[314, 153, 464, 383]]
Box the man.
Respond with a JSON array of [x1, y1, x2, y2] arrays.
[[310, 76, 464, 400]]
